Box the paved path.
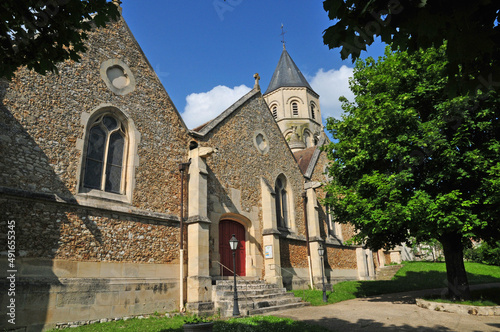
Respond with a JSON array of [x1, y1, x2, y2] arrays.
[[265, 284, 500, 332]]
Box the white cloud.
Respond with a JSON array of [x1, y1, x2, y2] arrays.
[[308, 65, 354, 120], [182, 84, 251, 129]]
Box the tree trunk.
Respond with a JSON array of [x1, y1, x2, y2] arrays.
[[440, 233, 471, 300]]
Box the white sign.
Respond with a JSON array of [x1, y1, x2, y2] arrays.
[[265, 245, 273, 259]]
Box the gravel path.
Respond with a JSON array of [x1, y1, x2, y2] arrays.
[[265, 283, 500, 332]]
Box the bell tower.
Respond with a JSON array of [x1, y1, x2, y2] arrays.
[[263, 45, 324, 152]]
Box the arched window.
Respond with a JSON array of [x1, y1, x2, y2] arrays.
[[291, 102, 299, 117], [325, 194, 343, 242], [326, 201, 335, 237], [304, 131, 311, 147], [82, 113, 127, 194], [275, 175, 288, 228], [310, 103, 316, 120], [272, 105, 278, 119]]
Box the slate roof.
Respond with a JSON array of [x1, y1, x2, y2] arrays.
[[294, 146, 316, 174], [293, 137, 327, 179], [264, 49, 316, 95]]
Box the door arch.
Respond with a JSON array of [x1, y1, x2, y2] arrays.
[[219, 220, 246, 276]]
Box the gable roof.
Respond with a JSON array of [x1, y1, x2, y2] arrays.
[[293, 137, 326, 179], [190, 88, 261, 137], [264, 49, 316, 95], [294, 146, 316, 174]]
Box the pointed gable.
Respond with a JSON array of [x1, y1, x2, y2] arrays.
[[264, 49, 315, 95]]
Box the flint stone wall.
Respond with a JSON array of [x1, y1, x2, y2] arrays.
[[0, 17, 189, 330], [198, 92, 306, 278]]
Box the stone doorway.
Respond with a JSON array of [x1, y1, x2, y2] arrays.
[[219, 220, 246, 276]]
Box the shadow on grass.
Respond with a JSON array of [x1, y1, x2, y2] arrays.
[[156, 317, 330, 332], [293, 316, 462, 332], [342, 268, 500, 304]]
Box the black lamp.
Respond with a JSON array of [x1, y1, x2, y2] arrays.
[[318, 243, 327, 303], [229, 234, 240, 316]]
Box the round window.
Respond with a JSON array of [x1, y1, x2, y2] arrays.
[[100, 59, 136, 95], [106, 66, 130, 89], [253, 130, 270, 155]]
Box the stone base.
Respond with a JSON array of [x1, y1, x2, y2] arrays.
[[0, 276, 180, 331], [263, 275, 283, 288], [312, 280, 333, 292], [187, 276, 212, 303], [185, 302, 215, 316]]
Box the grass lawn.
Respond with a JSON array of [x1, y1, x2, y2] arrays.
[[48, 315, 329, 332], [292, 261, 500, 306]]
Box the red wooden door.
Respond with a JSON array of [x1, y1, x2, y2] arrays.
[[219, 220, 246, 276]]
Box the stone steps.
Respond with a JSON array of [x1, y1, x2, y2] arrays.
[[376, 264, 403, 280], [213, 279, 309, 317]]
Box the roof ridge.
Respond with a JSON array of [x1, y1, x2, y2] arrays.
[[189, 88, 261, 137]]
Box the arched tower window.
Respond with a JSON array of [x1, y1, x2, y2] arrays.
[[304, 131, 311, 148], [272, 105, 278, 119], [310, 103, 316, 120], [291, 102, 299, 117], [82, 113, 127, 194], [275, 175, 288, 228]]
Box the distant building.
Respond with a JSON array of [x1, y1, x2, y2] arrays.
[[0, 6, 392, 330]]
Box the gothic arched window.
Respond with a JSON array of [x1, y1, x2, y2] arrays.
[[310, 103, 316, 120], [82, 113, 127, 194], [291, 102, 299, 117], [275, 175, 288, 228]]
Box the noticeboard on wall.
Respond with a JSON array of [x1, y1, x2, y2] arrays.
[[265, 245, 273, 259]]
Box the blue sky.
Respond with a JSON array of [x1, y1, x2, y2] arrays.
[[120, 1, 386, 129]]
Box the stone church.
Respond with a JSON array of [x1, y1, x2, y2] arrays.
[[0, 6, 394, 330]]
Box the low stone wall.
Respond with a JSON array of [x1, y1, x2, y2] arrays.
[[0, 259, 181, 331], [281, 267, 358, 290], [416, 298, 500, 316]]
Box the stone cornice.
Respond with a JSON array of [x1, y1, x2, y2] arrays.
[[185, 215, 212, 224], [262, 228, 281, 235]]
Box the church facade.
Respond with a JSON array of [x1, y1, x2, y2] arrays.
[[0, 8, 390, 330]]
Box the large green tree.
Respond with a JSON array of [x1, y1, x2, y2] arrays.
[[0, 0, 119, 79], [322, 0, 500, 94], [325, 46, 500, 300]]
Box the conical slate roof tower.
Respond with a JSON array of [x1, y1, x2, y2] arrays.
[[263, 47, 323, 152], [264, 48, 315, 95]]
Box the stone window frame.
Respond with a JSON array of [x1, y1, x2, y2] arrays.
[[325, 194, 343, 242], [100, 59, 136, 96], [272, 105, 278, 119], [303, 129, 314, 148], [76, 104, 140, 204], [253, 130, 270, 155], [274, 173, 296, 232]]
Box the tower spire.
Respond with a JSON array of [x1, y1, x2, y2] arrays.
[[280, 24, 286, 50]]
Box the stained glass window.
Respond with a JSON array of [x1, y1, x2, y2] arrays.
[[82, 114, 126, 194]]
